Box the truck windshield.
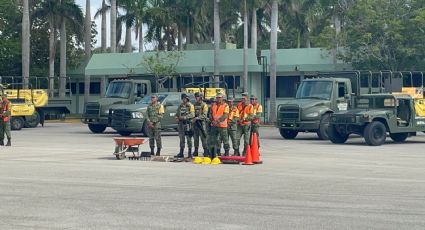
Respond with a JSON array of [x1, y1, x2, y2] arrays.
[[105, 82, 132, 98], [296, 81, 332, 100], [136, 94, 166, 104]]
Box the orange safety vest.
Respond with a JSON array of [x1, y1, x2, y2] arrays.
[[1, 99, 11, 122], [212, 103, 228, 128], [228, 106, 239, 122], [237, 102, 252, 126], [252, 103, 262, 124]]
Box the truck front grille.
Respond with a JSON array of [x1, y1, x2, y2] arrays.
[[333, 115, 356, 123], [84, 103, 100, 118], [279, 105, 300, 121], [111, 109, 132, 128]]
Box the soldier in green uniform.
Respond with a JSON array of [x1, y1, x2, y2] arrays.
[[237, 92, 254, 155], [175, 93, 195, 158], [146, 94, 165, 156], [192, 92, 209, 157], [209, 93, 230, 157], [0, 92, 12, 146], [250, 95, 263, 148], [227, 97, 240, 156]]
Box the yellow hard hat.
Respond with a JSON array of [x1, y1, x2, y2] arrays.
[[202, 157, 211, 164], [193, 157, 203, 164], [211, 157, 222, 165]]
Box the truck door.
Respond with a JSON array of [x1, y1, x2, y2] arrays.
[[336, 82, 348, 111], [161, 94, 181, 129], [133, 83, 148, 102]]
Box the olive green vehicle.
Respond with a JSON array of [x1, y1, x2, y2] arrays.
[[82, 79, 152, 133], [111, 92, 195, 136], [328, 94, 425, 146], [276, 71, 402, 140]]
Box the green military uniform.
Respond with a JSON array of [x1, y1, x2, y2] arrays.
[[0, 93, 12, 146], [175, 94, 195, 158], [250, 95, 262, 148], [192, 92, 209, 157], [237, 92, 254, 155], [146, 96, 164, 156], [227, 97, 240, 155], [209, 94, 230, 157]]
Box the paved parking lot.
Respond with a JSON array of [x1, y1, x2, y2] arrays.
[[1, 123, 425, 230]]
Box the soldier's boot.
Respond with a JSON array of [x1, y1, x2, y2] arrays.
[[234, 149, 240, 156], [224, 149, 230, 156], [187, 148, 193, 159], [155, 148, 161, 156], [175, 148, 184, 158], [150, 147, 155, 156], [203, 149, 209, 157], [193, 147, 199, 157], [0, 139, 4, 146], [210, 148, 216, 159], [6, 138, 10, 146]]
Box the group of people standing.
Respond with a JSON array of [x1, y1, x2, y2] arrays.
[[145, 92, 262, 159]]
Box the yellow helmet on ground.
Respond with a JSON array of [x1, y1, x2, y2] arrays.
[[201, 157, 211, 164]]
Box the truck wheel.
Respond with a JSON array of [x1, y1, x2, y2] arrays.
[[328, 124, 349, 144], [364, 121, 387, 146], [317, 113, 331, 140], [11, 117, 25, 130], [279, 129, 298, 139], [24, 111, 41, 128], [118, 131, 132, 136], [88, 124, 107, 134], [141, 122, 149, 137], [390, 133, 409, 143]]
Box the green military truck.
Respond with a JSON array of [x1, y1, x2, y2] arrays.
[[110, 92, 195, 136], [82, 79, 152, 133], [328, 94, 425, 146], [276, 71, 401, 140]]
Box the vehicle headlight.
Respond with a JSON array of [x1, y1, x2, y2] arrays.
[[105, 109, 111, 114], [305, 112, 319, 118], [132, 112, 144, 119]]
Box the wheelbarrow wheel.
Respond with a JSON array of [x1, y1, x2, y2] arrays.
[[115, 153, 126, 160]]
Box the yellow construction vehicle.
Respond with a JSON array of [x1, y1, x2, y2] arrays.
[[183, 87, 226, 100], [0, 84, 48, 130], [400, 87, 425, 116]]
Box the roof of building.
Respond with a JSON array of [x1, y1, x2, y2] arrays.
[[85, 49, 262, 76]]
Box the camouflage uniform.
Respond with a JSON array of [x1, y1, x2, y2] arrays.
[[237, 93, 254, 155], [227, 98, 240, 155], [175, 94, 195, 158], [192, 93, 209, 157], [250, 95, 262, 148], [209, 95, 230, 157], [146, 99, 164, 156], [0, 94, 11, 146]]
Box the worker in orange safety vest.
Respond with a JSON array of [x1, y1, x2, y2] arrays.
[[0, 92, 12, 146], [250, 95, 263, 148], [237, 92, 254, 155], [208, 93, 230, 158]]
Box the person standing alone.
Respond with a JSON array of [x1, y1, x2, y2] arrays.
[[0, 92, 12, 146], [146, 94, 164, 156]]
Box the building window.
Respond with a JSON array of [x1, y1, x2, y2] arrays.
[[70, 82, 101, 94], [276, 76, 300, 98]]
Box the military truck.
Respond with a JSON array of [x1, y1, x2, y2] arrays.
[[82, 79, 152, 133], [328, 93, 425, 146], [110, 92, 195, 136], [276, 71, 400, 140]]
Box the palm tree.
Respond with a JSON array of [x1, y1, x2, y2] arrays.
[[213, 0, 220, 84], [94, 0, 109, 52], [243, 0, 248, 92], [110, 0, 117, 52], [269, 0, 278, 124], [22, 0, 30, 89], [84, 0, 91, 102]]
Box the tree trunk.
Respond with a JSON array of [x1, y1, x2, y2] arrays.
[[243, 0, 248, 92], [110, 0, 117, 53], [138, 23, 143, 52], [332, 15, 341, 66], [22, 0, 30, 89], [85, 0, 92, 103], [186, 15, 191, 45], [48, 20, 55, 98], [251, 8, 257, 55], [269, 0, 278, 124], [101, 0, 107, 52], [59, 19, 66, 98], [178, 26, 183, 51], [213, 0, 220, 85], [124, 25, 132, 53]]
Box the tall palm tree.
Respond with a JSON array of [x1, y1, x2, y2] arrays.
[[269, 0, 278, 123], [110, 0, 117, 52], [243, 0, 248, 92], [213, 0, 220, 84], [22, 0, 30, 89], [84, 0, 91, 102], [94, 0, 109, 52]]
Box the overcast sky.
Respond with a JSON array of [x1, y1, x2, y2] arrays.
[[75, 0, 140, 49]]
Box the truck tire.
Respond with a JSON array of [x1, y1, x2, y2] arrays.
[[88, 124, 107, 134], [279, 129, 298, 139], [24, 111, 40, 128], [364, 121, 387, 146], [118, 131, 132, 137], [328, 124, 349, 144], [11, 117, 24, 130], [390, 133, 409, 143], [317, 113, 331, 140]]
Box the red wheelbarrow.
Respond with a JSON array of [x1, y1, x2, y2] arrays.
[[113, 137, 145, 160]]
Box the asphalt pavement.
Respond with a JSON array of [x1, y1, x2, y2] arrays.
[[0, 123, 424, 230]]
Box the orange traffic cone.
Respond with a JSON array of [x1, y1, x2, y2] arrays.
[[251, 133, 262, 164], [242, 144, 254, 165]]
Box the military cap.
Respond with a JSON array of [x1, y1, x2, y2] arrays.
[[194, 92, 202, 97], [241, 92, 249, 97], [250, 95, 257, 100], [151, 94, 158, 98], [227, 97, 234, 101], [216, 93, 223, 98], [181, 93, 189, 100]]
